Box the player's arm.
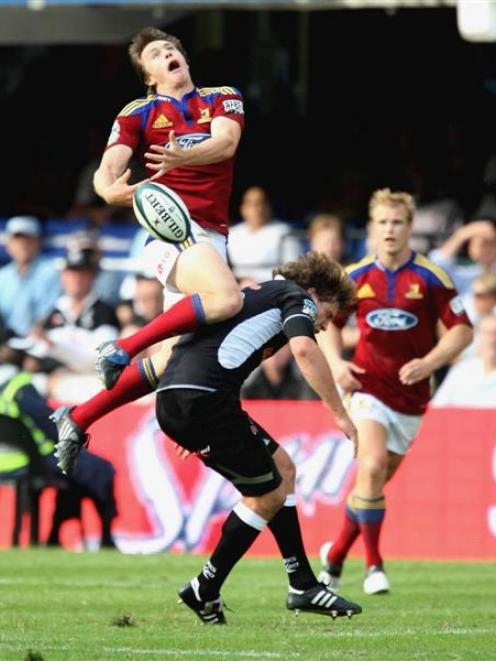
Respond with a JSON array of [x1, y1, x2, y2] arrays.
[[94, 144, 148, 207], [317, 321, 365, 391], [399, 322, 473, 386], [289, 335, 358, 453], [146, 117, 242, 177]]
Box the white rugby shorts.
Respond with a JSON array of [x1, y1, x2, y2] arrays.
[[348, 392, 422, 456], [141, 219, 228, 310]]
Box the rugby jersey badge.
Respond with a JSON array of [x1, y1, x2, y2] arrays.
[[302, 298, 318, 321]]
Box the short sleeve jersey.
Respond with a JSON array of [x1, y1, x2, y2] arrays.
[[106, 87, 245, 235], [336, 252, 472, 415], [158, 280, 317, 394]]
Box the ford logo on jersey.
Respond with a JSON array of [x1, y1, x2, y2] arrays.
[[366, 308, 418, 331], [166, 133, 210, 150]]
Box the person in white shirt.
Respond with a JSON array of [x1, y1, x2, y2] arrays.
[[432, 313, 496, 407], [227, 185, 302, 283]]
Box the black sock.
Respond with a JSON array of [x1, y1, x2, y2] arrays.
[[197, 502, 267, 600], [268, 495, 317, 591]]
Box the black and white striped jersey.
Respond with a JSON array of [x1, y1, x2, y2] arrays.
[[157, 279, 318, 394]]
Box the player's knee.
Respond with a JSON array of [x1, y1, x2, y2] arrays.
[[258, 484, 286, 519], [275, 451, 296, 491], [360, 455, 388, 481], [218, 287, 244, 319]]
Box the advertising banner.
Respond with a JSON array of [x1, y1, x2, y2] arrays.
[[1, 401, 495, 559]]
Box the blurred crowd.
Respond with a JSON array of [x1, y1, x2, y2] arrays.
[[0, 182, 495, 408]]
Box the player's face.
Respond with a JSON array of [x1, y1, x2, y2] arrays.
[[314, 299, 339, 332], [369, 204, 412, 259], [141, 40, 190, 89]]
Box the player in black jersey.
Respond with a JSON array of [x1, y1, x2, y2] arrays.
[[155, 252, 363, 624]]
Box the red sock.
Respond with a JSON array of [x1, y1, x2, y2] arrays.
[[71, 360, 157, 431], [117, 294, 206, 358], [354, 495, 386, 568], [329, 494, 361, 566]]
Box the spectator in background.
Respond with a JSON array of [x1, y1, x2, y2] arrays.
[[428, 220, 496, 302], [117, 271, 164, 357], [32, 248, 120, 395], [454, 272, 496, 363], [431, 313, 496, 407], [242, 344, 319, 401], [227, 185, 301, 283], [66, 230, 124, 308], [307, 213, 346, 264], [0, 216, 61, 336], [308, 214, 358, 353]]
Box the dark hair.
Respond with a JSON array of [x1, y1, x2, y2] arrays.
[[129, 27, 188, 88], [273, 252, 356, 311]]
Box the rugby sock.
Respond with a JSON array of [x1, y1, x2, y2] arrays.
[[328, 493, 361, 567], [71, 359, 158, 431], [197, 503, 267, 600], [268, 494, 317, 590], [354, 495, 386, 568], [117, 294, 206, 358]]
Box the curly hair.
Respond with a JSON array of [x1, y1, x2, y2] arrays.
[[129, 27, 188, 88], [273, 252, 356, 311]]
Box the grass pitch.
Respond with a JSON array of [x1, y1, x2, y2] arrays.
[[0, 550, 495, 660]]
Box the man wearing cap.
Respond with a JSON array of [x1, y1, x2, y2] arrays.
[[0, 216, 61, 336], [37, 247, 120, 375]]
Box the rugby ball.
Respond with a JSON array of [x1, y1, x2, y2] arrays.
[[133, 182, 191, 243]]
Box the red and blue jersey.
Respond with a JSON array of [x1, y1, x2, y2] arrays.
[[336, 252, 471, 415], [105, 86, 245, 235]]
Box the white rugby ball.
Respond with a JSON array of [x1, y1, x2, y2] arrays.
[[133, 182, 191, 243]]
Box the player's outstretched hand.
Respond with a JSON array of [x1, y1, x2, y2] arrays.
[[146, 131, 188, 180], [104, 169, 149, 206]]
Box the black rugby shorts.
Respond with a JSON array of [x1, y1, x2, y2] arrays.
[[156, 389, 281, 497]]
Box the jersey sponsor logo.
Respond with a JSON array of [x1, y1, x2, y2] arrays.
[[405, 283, 424, 299], [449, 295, 466, 315], [357, 283, 375, 298], [197, 108, 212, 124], [107, 120, 120, 145], [167, 133, 210, 149], [302, 298, 318, 321], [152, 113, 173, 129], [222, 99, 244, 114], [366, 308, 418, 331]]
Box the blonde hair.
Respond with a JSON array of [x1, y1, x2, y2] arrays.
[[369, 188, 416, 224]]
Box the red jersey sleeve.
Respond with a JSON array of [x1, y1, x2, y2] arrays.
[[432, 280, 471, 329], [104, 98, 148, 153], [211, 89, 245, 129]]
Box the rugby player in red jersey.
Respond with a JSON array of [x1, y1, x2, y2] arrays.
[[318, 188, 473, 595], [51, 27, 246, 472]]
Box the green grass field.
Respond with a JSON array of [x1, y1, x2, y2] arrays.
[[0, 550, 495, 660]]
